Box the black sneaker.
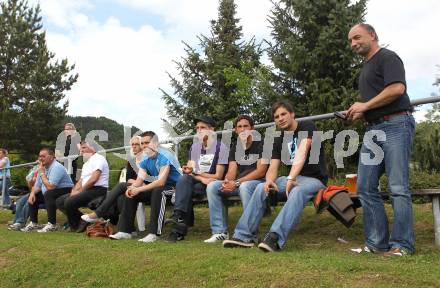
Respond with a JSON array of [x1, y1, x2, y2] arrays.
[[164, 214, 187, 229], [76, 220, 90, 233], [223, 238, 255, 248], [258, 232, 280, 252], [166, 231, 184, 243]]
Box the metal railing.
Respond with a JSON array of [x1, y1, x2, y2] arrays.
[[2, 96, 440, 206]]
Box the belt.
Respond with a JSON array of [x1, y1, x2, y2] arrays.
[[367, 110, 411, 126]]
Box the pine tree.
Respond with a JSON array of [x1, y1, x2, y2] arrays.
[[162, 0, 267, 133], [268, 0, 367, 175], [0, 0, 78, 158]]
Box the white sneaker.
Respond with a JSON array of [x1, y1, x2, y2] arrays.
[[109, 232, 132, 240], [8, 223, 24, 231], [20, 222, 40, 232], [81, 214, 99, 223], [37, 223, 58, 233], [204, 232, 229, 243], [138, 233, 159, 243]]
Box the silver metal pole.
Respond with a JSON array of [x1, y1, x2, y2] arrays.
[[432, 195, 440, 246]]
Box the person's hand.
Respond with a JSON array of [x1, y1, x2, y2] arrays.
[[347, 102, 368, 120], [285, 179, 298, 198], [182, 165, 193, 174], [220, 179, 236, 193], [28, 193, 35, 204], [126, 186, 140, 198], [70, 187, 82, 196], [37, 163, 45, 176], [264, 180, 278, 195]]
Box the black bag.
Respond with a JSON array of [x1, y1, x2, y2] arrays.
[[8, 185, 30, 197]]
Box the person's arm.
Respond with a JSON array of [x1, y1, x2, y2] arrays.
[[127, 165, 170, 198], [39, 173, 57, 191], [223, 161, 237, 181], [0, 158, 6, 168], [196, 164, 226, 181], [238, 160, 268, 183], [28, 185, 42, 204], [71, 171, 101, 196], [347, 83, 405, 119], [285, 138, 312, 196]]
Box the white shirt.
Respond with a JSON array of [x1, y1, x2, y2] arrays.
[[81, 153, 109, 188]]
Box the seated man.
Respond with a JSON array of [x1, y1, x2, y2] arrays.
[[223, 101, 328, 252], [56, 141, 109, 232], [165, 116, 229, 242], [204, 115, 268, 243], [8, 164, 39, 231], [81, 135, 143, 224], [21, 148, 74, 232], [109, 131, 182, 242]]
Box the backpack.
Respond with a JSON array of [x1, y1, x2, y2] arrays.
[[86, 221, 114, 238]]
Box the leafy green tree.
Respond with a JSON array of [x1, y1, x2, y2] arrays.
[[412, 73, 440, 171], [267, 0, 366, 176], [162, 0, 267, 133], [0, 0, 77, 159]]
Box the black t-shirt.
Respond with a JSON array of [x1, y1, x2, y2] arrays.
[[229, 140, 264, 179], [359, 48, 411, 122], [272, 120, 327, 184]]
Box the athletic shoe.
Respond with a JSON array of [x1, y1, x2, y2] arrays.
[[20, 222, 40, 232], [384, 247, 410, 257], [204, 232, 229, 243], [81, 214, 99, 223], [258, 232, 280, 252], [76, 220, 90, 233], [109, 232, 132, 240], [223, 238, 254, 248], [166, 231, 184, 243], [37, 223, 58, 233], [7, 223, 24, 231], [350, 246, 386, 255], [138, 233, 159, 243], [164, 214, 187, 229]]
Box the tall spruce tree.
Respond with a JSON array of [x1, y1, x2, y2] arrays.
[[162, 0, 268, 133], [268, 0, 367, 175], [0, 0, 77, 158]]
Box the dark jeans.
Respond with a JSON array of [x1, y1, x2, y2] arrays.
[[95, 182, 127, 220], [172, 174, 206, 235], [118, 185, 173, 235], [28, 187, 72, 224], [56, 186, 107, 229]]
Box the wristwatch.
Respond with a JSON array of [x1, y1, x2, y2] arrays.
[[286, 176, 295, 181], [235, 180, 241, 187]]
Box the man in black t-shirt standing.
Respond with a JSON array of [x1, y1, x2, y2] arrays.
[[223, 101, 327, 252], [204, 115, 268, 243], [347, 24, 416, 256]]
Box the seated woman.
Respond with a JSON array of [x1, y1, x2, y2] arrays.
[[81, 136, 143, 224]]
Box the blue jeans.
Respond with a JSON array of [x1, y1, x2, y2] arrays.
[[233, 175, 325, 248], [0, 178, 11, 205], [13, 194, 30, 225], [357, 115, 415, 253], [206, 179, 263, 234]]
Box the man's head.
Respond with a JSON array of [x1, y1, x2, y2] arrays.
[[348, 23, 379, 58], [130, 136, 142, 155], [194, 116, 216, 142], [0, 148, 8, 158], [272, 101, 296, 131], [79, 141, 97, 157], [140, 131, 159, 157], [234, 115, 254, 142], [38, 148, 55, 167], [64, 123, 76, 136]]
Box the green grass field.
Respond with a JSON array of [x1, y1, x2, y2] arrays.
[[1, 204, 440, 288]]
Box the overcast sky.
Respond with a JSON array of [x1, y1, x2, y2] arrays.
[[27, 0, 440, 139]]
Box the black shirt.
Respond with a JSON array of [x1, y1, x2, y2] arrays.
[[359, 48, 411, 122], [272, 120, 327, 184], [229, 140, 264, 179], [125, 160, 138, 182]]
